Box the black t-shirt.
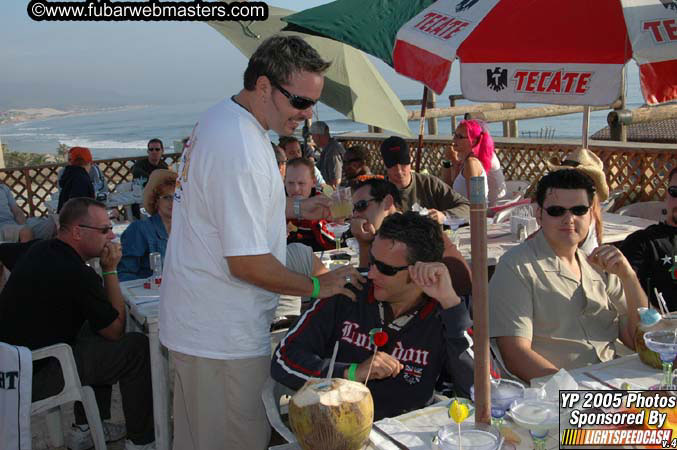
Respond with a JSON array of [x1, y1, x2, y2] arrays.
[[132, 159, 169, 186], [620, 223, 677, 310], [0, 239, 118, 349]]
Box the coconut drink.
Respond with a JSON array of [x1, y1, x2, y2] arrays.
[[289, 378, 374, 450]]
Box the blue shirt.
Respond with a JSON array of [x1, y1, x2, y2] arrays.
[[117, 214, 168, 281]]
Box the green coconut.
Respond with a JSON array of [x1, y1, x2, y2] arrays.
[[289, 378, 374, 450]]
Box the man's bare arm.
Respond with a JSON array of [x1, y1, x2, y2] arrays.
[[497, 336, 559, 382], [10, 204, 26, 225], [227, 253, 364, 300]]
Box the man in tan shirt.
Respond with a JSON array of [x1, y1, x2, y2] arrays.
[[489, 169, 648, 382]]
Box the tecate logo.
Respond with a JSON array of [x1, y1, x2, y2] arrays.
[[511, 70, 593, 95]]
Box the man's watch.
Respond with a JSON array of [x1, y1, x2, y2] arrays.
[[442, 159, 452, 169], [294, 197, 302, 221]]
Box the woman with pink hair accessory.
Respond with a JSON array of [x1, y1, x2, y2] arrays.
[[443, 120, 506, 206]]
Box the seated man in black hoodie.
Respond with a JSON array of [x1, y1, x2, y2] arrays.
[[58, 146, 95, 213], [272, 211, 473, 420]]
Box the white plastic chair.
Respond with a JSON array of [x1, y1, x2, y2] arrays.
[[600, 189, 626, 213], [31, 344, 106, 450], [503, 180, 530, 201], [616, 201, 665, 222], [261, 376, 297, 444]]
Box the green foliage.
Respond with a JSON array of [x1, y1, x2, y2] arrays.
[[0, 143, 66, 168]]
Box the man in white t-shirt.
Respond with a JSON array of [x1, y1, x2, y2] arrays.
[[160, 36, 365, 450]]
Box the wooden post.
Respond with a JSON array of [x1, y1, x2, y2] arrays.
[[582, 106, 591, 149], [470, 176, 490, 425], [448, 95, 464, 133], [426, 90, 438, 135]]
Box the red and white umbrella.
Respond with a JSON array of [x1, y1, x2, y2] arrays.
[[393, 0, 677, 106]]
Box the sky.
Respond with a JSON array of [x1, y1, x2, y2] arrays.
[[0, 0, 424, 108]]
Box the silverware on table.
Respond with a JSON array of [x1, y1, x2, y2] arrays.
[[372, 423, 409, 450]]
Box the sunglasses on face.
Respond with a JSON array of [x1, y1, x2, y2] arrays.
[[148, 147, 163, 152], [79, 223, 113, 234], [369, 252, 409, 276], [353, 198, 378, 213], [270, 80, 317, 110], [668, 186, 677, 198], [453, 132, 468, 140], [544, 205, 590, 217]]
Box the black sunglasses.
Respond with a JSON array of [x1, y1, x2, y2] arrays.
[[668, 186, 677, 198], [369, 252, 409, 276], [271, 80, 317, 110], [79, 223, 113, 234], [544, 205, 590, 217], [353, 198, 378, 213], [148, 147, 163, 152]]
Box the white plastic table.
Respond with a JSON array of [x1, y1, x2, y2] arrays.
[[119, 280, 170, 450]]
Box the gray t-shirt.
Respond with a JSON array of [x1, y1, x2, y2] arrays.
[[276, 243, 314, 317], [0, 185, 18, 226]]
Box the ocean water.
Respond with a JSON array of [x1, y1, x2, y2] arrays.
[[0, 65, 645, 159]]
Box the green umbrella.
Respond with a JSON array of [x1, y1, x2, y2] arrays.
[[283, 0, 434, 67], [207, 5, 412, 137]]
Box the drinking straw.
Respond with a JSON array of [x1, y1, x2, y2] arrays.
[[326, 341, 339, 381], [654, 288, 669, 316]]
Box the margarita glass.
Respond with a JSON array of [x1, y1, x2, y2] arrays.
[[508, 399, 558, 450], [437, 422, 501, 450], [644, 330, 677, 390], [471, 379, 525, 427], [326, 222, 350, 253]]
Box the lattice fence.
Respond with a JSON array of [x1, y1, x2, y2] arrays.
[[338, 135, 675, 210], [0, 153, 182, 217]]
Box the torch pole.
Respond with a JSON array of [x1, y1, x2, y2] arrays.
[[470, 176, 490, 424]]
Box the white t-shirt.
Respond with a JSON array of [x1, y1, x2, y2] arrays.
[[159, 98, 286, 359]]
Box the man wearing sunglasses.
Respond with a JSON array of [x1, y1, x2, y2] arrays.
[[160, 36, 365, 450], [310, 121, 346, 188], [489, 169, 648, 382], [621, 167, 677, 310], [0, 197, 155, 450], [341, 145, 372, 187], [380, 136, 470, 224], [351, 178, 472, 298], [272, 212, 473, 420], [131, 138, 169, 188]]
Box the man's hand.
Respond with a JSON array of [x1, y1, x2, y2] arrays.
[[587, 245, 635, 280], [100, 241, 122, 272], [350, 218, 376, 245], [316, 265, 366, 301], [408, 261, 460, 309], [427, 209, 446, 224], [345, 352, 403, 382], [301, 196, 332, 221]]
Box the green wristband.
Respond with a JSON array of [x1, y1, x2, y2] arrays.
[[310, 276, 320, 298], [102, 270, 118, 276], [348, 363, 358, 381]]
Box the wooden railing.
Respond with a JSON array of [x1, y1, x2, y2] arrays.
[[2, 138, 674, 217], [0, 153, 182, 217], [337, 134, 676, 209]]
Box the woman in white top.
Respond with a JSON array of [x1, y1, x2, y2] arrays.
[[445, 120, 506, 206]]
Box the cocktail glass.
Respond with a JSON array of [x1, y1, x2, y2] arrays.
[[507, 399, 558, 450], [471, 379, 525, 427], [326, 222, 350, 252], [437, 422, 501, 450], [644, 330, 677, 390], [329, 187, 352, 222]]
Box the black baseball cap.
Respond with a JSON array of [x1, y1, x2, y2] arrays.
[[380, 136, 411, 168]]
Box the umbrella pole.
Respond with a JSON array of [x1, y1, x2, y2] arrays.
[[469, 176, 490, 425], [582, 106, 590, 149], [415, 87, 429, 172]]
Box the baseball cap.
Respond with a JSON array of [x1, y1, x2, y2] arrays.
[[380, 136, 410, 168], [68, 147, 93, 164]]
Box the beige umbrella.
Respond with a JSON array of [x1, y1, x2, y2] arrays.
[[207, 6, 412, 137]]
